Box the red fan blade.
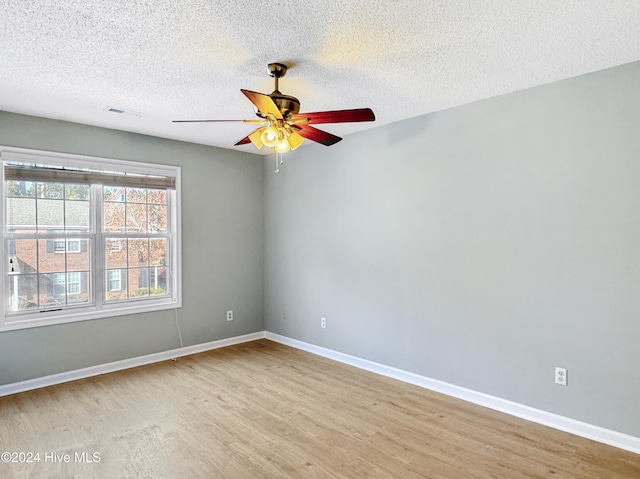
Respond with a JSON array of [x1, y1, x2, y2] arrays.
[[290, 108, 375, 125], [241, 89, 283, 119], [234, 136, 252, 146], [294, 124, 342, 146]]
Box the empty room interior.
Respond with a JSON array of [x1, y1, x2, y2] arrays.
[[1, 1, 640, 477]]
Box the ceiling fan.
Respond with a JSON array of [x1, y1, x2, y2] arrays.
[[173, 63, 375, 154]]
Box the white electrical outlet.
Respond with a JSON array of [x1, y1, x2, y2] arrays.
[[555, 367, 567, 386], [226, 310, 233, 321], [320, 317, 326, 329]]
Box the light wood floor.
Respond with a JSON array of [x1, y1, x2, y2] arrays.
[[0, 340, 638, 478]]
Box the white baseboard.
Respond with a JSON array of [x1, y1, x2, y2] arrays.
[[0, 331, 265, 398], [265, 332, 640, 455]]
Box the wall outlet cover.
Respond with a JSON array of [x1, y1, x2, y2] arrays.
[[555, 367, 567, 386]]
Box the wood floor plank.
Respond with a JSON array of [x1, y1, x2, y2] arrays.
[[0, 339, 638, 478]]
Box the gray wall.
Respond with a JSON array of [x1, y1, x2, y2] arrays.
[[264, 61, 640, 437], [0, 111, 264, 384]]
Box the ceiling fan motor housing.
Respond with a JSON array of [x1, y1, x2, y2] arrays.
[[270, 92, 300, 116], [267, 62, 301, 116]]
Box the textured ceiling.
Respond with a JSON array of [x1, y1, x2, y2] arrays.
[[1, 1, 639, 155]]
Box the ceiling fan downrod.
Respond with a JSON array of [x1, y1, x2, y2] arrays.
[[268, 62, 287, 93]]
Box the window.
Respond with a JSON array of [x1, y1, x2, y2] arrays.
[[108, 269, 122, 291], [67, 272, 81, 295], [2, 146, 181, 330]]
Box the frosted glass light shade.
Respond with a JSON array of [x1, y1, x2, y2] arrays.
[[261, 126, 279, 147]]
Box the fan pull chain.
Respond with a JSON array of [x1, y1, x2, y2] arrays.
[[274, 152, 286, 173]]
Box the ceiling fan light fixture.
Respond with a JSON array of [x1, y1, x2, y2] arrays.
[[274, 137, 291, 153], [261, 126, 279, 147]]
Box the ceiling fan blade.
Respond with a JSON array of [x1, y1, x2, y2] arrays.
[[172, 119, 266, 124], [241, 89, 283, 119], [234, 127, 266, 148], [293, 124, 342, 146], [290, 108, 375, 125]]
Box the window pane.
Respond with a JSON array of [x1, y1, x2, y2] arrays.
[[8, 274, 39, 311], [10, 239, 37, 274], [128, 239, 148, 267], [37, 199, 64, 230], [148, 205, 167, 233], [126, 204, 147, 232], [129, 268, 149, 298], [104, 202, 125, 232], [67, 240, 90, 272], [126, 187, 147, 203], [38, 239, 65, 273], [65, 200, 90, 231], [37, 183, 64, 199], [106, 239, 127, 268], [6, 198, 36, 231], [147, 189, 166, 205], [6, 181, 36, 198], [65, 184, 89, 200], [104, 186, 125, 202], [149, 238, 167, 266], [38, 273, 66, 307]]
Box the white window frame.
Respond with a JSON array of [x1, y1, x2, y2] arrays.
[[1, 146, 182, 331]]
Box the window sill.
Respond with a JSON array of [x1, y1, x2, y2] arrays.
[[1, 298, 182, 332]]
